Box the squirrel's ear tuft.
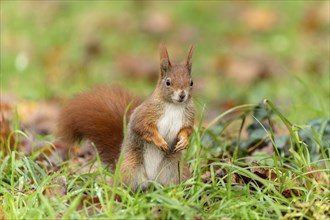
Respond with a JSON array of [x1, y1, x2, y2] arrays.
[[186, 44, 194, 73], [160, 43, 171, 78]]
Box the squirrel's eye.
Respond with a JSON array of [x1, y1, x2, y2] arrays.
[[165, 78, 171, 87], [190, 79, 193, 87]]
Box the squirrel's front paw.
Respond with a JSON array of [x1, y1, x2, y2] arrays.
[[154, 137, 169, 152], [174, 137, 188, 152]]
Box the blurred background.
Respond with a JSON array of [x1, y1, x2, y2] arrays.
[[2, 1, 329, 124]]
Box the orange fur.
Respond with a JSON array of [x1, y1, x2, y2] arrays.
[[57, 86, 140, 167]]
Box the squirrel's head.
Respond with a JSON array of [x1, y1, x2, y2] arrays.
[[157, 43, 194, 104]]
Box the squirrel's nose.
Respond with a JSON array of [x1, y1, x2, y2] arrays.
[[179, 91, 186, 101]]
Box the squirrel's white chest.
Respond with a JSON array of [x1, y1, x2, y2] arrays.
[[157, 103, 185, 147], [144, 103, 185, 180]]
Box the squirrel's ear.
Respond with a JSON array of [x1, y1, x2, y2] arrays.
[[186, 44, 194, 73], [160, 43, 171, 78]]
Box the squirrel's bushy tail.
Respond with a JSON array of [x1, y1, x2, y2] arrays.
[[57, 86, 140, 165]]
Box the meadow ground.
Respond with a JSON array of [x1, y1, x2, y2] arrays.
[[1, 1, 329, 219]]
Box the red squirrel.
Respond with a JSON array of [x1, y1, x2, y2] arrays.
[[57, 44, 195, 192]]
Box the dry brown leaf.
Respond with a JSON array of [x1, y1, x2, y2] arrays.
[[115, 54, 158, 81], [221, 57, 275, 84], [319, 1, 330, 23], [0, 113, 15, 155], [248, 162, 301, 197], [204, 159, 303, 198], [82, 39, 101, 64], [306, 166, 330, 186], [250, 162, 277, 181], [142, 11, 172, 34], [0, 207, 6, 220], [44, 47, 64, 85], [246, 141, 275, 163], [303, 2, 330, 32], [76, 194, 102, 215], [203, 157, 245, 185], [78, 11, 114, 36], [21, 1, 65, 26], [241, 8, 277, 31], [0, 97, 16, 120], [175, 25, 199, 43], [44, 176, 67, 198], [16, 100, 38, 123], [19, 101, 60, 135]]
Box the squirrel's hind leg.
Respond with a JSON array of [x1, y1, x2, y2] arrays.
[[120, 152, 148, 192], [156, 153, 190, 186]]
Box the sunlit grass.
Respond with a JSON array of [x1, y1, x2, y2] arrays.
[[1, 101, 329, 219]]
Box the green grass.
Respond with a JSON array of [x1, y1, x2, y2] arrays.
[[1, 101, 329, 219]]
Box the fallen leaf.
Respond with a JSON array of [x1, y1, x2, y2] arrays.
[[302, 2, 330, 33], [44, 175, 67, 198], [115, 54, 158, 81], [175, 25, 199, 43], [82, 39, 101, 64], [204, 159, 302, 198], [44, 47, 64, 85], [0, 113, 15, 155], [0, 207, 6, 220], [241, 7, 277, 31], [77, 194, 102, 215], [249, 161, 277, 182], [306, 166, 330, 186], [218, 56, 280, 85], [19, 101, 60, 135], [142, 11, 172, 34]]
